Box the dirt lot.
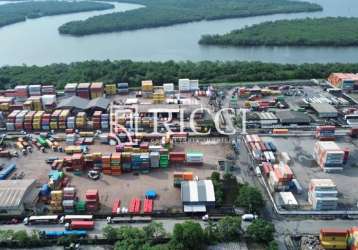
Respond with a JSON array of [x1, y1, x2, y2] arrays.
[[261, 135, 358, 209], [1, 139, 232, 213]]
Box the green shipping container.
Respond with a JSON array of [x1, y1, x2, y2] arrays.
[[37, 137, 48, 147], [75, 201, 86, 212]]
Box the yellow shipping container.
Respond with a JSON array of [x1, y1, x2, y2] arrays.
[[105, 84, 117, 95], [320, 240, 347, 249], [320, 235, 347, 242]]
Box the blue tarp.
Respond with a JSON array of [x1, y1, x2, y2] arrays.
[[145, 190, 157, 199]]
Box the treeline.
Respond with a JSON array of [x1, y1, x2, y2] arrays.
[[0, 1, 114, 28], [200, 17, 358, 47], [1, 60, 358, 90], [58, 0, 322, 36]]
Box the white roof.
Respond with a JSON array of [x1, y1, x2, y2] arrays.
[[0, 179, 37, 210], [181, 180, 215, 203], [316, 141, 341, 151], [279, 192, 298, 206]]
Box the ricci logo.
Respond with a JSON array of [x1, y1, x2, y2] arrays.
[[110, 102, 248, 143]]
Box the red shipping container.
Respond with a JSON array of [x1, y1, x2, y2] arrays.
[[69, 220, 95, 230], [86, 189, 99, 200], [143, 199, 153, 214], [112, 199, 121, 215]]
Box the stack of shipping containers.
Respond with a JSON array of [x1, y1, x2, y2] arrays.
[[29, 85, 41, 96], [111, 153, 121, 176], [14, 85, 28, 102], [315, 126, 336, 141], [320, 228, 348, 250], [314, 141, 345, 172], [63, 187, 76, 213], [152, 89, 165, 103], [32, 111, 44, 130], [50, 190, 63, 213], [85, 189, 100, 213], [117, 83, 129, 94], [308, 179, 338, 210], [59, 110, 70, 130], [102, 154, 111, 175], [105, 84, 117, 95], [50, 110, 61, 130], [101, 113, 109, 130], [76, 112, 87, 129], [42, 85, 56, 95], [163, 83, 174, 96], [268, 163, 293, 191], [92, 111, 102, 130], [6, 110, 19, 131], [64, 83, 78, 97], [77, 83, 91, 99], [142, 80, 153, 98], [15, 110, 28, 130], [41, 112, 51, 130], [24, 111, 35, 131], [90, 82, 104, 99]]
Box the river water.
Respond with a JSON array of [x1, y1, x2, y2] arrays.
[[0, 0, 357, 65]]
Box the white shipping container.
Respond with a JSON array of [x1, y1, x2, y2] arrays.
[[189, 80, 199, 91], [163, 83, 174, 93], [178, 79, 190, 92]]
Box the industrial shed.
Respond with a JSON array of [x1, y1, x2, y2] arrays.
[[247, 112, 278, 127], [57, 96, 110, 113], [310, 103, 338, 118], [0, 179, 38, 215], [181, 180, 215, 212], [275, 110, 311, 125]]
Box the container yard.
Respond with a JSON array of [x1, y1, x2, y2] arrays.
[[0, 74, 357, 232], [257, 135, 358, 209]]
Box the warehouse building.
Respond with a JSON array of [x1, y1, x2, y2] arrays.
[[275, 110, 311, 125], [310, 103, 338, 118], [0, 179, 39, 215], [246, 112, 278, 127], [57, 96, 110, 113], [181, 180, 215, 213]]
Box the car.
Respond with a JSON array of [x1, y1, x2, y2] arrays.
[[242, 214, 258, 222]]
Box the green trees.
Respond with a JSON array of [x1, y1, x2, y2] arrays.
[[114, 226, 147, 250], [170, 221, 206, 250], [211, 171, 224, 206], [216, 216, 242, 241], [143, 221, 167, 241], [200, 17, 358, 47], [267, 240, 279, 250], [236, 184, 264, 213], [0, 230, 44, 248], [0, 1, 114, 28], [103, 223, 168, 250], [246, 219, 275, 243], [58, 0, 322, 36], [2, 60, 358, 90]]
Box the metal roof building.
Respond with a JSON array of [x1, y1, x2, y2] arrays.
[[181, 180, 215, 212], [57, 96, 110, 113], [247, 112, 278, 126], [0, 179, 38, 215], [275, 110, 311, 125], [310, 103, 338, 118]]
